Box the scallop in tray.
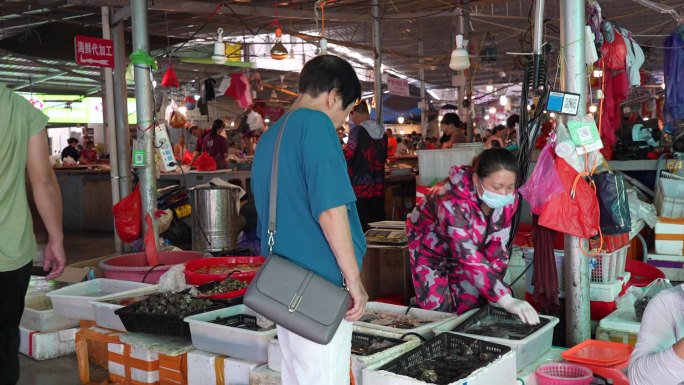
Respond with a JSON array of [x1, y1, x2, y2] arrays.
[[351, 332, 405, 356], [355, 302, 458, 338]]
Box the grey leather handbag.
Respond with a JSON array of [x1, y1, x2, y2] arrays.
[[243, 112, 350, 345]]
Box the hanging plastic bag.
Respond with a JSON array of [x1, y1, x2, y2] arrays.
[[169, 109, 187, 129], [632, 278, 672, 321], [519, 141, 564, 215], [158, 264, 187, 293], [593, 171, 632, 235], [112, 185, 141, 243], [194, 152, 217, 171], [538, 158, 600, 239], [161, 64, 180, 88]]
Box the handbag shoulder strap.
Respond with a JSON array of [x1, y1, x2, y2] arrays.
[[267, 112, 294, 254]]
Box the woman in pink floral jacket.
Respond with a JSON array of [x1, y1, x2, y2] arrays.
[[406, 149, 539, 324]]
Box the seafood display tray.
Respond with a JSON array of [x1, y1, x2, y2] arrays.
[[115, 292, 226, 337], [365, 333, 514, 385], [352, 332, 405, 357], [435, 306, 559, 370]]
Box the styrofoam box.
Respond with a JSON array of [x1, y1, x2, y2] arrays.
[[89, 285, 160, 331], [19, 325, 78, 360], [184, 305, 276, 363], [47, 279, 152, 321], [655, 217, 684, 255], [589, 272, 631, 302], [599, 308, 641, 334], [108, 342, 159, 384], [354, 302, 458, 339], [249, 364, 282, 385], [362, 348, 516, 385], [21, 292, 79, 332], [187, 350, 259, 385], [645, 253, 684, 281], [417, 144, 484, 183], [434, 309, 559, 370]]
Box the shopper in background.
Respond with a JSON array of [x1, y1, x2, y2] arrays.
[[344, 100, 388, 232], [60, 137, 80, 162], [202, 119, 229, 170], [186, 124, 209, 167], [485, 124, 506, 149], [406, 149, 539, 324], [251, 55, 368, 385], [629, 284, 684, 384], [396, 136, 408, 155], [505, 114, 520, 145], [1, 84, 66, 385], [386, 128, 397, 157], [440, 113, 467, 149], [79, 140, 98, 164]]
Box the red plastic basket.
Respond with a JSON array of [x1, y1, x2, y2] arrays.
[[535, 363, 593, 385], [184, 256, 264, 285], [625, 259, 665, 287]]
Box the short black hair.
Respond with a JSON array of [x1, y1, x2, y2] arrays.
[[298, 55, 361, 109], [441, 112, 462, 127], [67, 138, 79, 144], [352, 100, 369, 114], [506, 114, 520, 128], [472, 148, 519, 178], [492, 124, 507, 134]]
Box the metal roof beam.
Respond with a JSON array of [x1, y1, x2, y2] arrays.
[[12, 71, 69, 90], [67, 0, 360, 22], [110, 5, 131, 25], [0, 51, 102, 82]]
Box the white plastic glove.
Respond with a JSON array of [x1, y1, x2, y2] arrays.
[[496, 294, 540, 325]]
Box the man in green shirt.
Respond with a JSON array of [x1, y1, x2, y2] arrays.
[[0, 83, 66, 385]]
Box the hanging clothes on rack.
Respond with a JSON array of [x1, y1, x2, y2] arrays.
[[664, 25, 684, 134], [617, 27, 645, 87]]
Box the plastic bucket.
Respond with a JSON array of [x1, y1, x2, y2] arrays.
[[99, 251, 207, 283]]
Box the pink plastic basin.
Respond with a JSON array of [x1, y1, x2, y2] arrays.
[[99, 251, 208, 283]]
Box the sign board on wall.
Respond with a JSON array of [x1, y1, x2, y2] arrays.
[[19, 93, 137, 124], [387, 77, 410, 97], [74, 35, 114, 68]]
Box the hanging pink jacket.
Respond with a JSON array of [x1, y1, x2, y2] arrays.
[[406, 165, 518, 311]]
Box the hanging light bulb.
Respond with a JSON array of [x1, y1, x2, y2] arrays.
[[318, 38, 328, 55], [178, 106, 188, 114], [230, 121, 235, 127], [643, 116, 650, 121], [526, 104, 532, 111], [592, 69, 603, 78], [265, 117, 270, 123], [661, 82, 666, 90], [589, 105, 598, 113], [212, 28, 227, 64], [194, 94, 201, 101], [270, 27, 289, 60], [484, 115, 490, 120], [438, 115, 443, 122], [499, 95, 508, 106], [397, 116, 405, 124], [486, 84, 494, 92], [449, 34, 470, 71], [489, 107, 496, 114], [549, 112, 556, 118]]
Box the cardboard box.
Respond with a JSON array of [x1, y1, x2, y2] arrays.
[[57, 255, 112, 283], [187, 350, 259, 385], [655, 217, 684, 256], [249, 365, 281, 385], [19, 325, 78, 360]]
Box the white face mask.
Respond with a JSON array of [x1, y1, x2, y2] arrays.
[[478, 180, 515, 209]]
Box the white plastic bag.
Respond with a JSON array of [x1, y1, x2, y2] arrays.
[[157, 264, 187, 293], [618, 278, 672, 321]]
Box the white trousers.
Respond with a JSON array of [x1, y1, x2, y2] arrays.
[[276, 320, 353, 385]]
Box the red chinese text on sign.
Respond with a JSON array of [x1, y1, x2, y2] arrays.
[[74, 35, 114, 68]]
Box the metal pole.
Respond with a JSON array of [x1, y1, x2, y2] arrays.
[[418, 39, 427, 139], [372, 0, 383, 125], [560, 0, 590, 346], [457, 9, 467, 139], [102, 6, 123, 253], [130, 0, 158, 242], [532, 0, 546, 88], [112, 19, 132, 209]]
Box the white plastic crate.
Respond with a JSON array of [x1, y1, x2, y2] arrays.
[[589, 272, 631, 302], [21, 293, 79, 332], [184, 305, 276, 363], [417, 144, 484, 184], [89, 285, 159, 331], [47, 279, 152, 321], [434, 308, 559, 370], [354, 302, 458, 339], [655, 171, 684, 218]]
